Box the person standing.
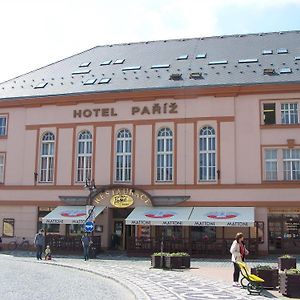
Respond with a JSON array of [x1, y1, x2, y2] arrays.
[[230, 232, 249, 287], [34, 229, 45, 260], [81, 233, 91, 261]]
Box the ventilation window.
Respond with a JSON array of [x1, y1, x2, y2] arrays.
[[72, 69, 91, 75], [196, 53, 207, 59], [263, 103, 276, 125], [34, 82, 48, 89], [263, 68, 276, 75], [277, 48, 288, 54], [122, 66, 141, 71], [151, 64, 170, 69], [208, 60, 228, 65], [113, 59, 125, 64], [238, 59, 258, 64], [83, 78, 97, 85], [262, 50, 273, 55], [189, 72, 203, 79], [280, 67, 292, 74], [100, 60, 112, 66], [177, 54, 188, 60], [169, 73, 182, 80], [79, 62, 91, 67], [99, 78, 111, 84]]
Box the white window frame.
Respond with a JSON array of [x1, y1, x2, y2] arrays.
[[76, 130, 92, 182], [199, 126, 216, 182], [39, 132, 55, 183], [264, 149, 278, 181], [283, 149, 300, 181], [115, 129, 132, 182], [0, 153, 5, 183], [156, 127, 173, 182], [0, 115, 7, 136], [281, 103, 299, 124]]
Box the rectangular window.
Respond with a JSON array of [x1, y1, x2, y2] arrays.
[[264, 149, 277, 180], [281, 103, 298, 124], [263, 103, 276, 125], [0, 115, 7, 136], [0, 153, 5, 183], [3, 218, 15, 237], [283, 149, 300, 180]]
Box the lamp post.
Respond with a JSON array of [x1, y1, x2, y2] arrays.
[[84, 178, 97, 222]]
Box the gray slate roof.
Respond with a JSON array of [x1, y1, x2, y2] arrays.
[[1, 30, 300, 101]]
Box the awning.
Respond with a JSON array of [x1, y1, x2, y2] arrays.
[[125, 207, 193, 226], [42, 206, 105, 224], [188, 207, 255, 227]]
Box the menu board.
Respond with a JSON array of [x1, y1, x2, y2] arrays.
[[3, 218, 15, 237]]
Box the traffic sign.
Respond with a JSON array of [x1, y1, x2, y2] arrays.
[[85, 221, 94, 232]]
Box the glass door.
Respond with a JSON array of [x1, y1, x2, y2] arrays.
[[268, 216, 283, 253]]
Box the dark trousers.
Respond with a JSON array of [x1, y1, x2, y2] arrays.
[[233, 262, 240, 282], [83, 245, 90, 261], [36, 245, 43, 260]]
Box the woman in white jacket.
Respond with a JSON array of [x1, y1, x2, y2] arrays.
[[230, 232, 249, 287]]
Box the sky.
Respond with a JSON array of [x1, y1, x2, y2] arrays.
[[0, 0, 300, 83]]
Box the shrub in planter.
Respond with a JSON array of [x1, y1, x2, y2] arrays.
[[165, 252, 190, 269], [279, 269, 300, 298], [278, 255, 297, 271], [251, 265, 278, 289], [151, 252, 167, 268]]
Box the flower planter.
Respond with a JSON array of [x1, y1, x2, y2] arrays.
[[251, 268, 278, 289], [279, 272, 300, 298], [151, 255, 165, 268], [278, 257, 297, 271], [165, 256, 190, 269]]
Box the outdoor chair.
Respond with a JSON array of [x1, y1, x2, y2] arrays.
[[236, 261, 265, 295]]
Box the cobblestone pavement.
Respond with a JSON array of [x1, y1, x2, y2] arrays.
[[1, 252, 291, 300]]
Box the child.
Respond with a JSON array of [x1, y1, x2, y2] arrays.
[[44, 245, 52, 260]]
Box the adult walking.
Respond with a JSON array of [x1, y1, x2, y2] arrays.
[[34, 229, 45, 260], [81, 233, 91, 261], [230, 232, 249, 287]]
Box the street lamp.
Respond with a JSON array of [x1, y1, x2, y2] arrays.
[[84, 178, 97, 222]]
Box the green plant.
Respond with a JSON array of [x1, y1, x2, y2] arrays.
[[253, 264, 273, 270], [286, 269, 300, 275], [279, 254, 296, 259], [165, 252, 190, 257], [152, 252, 168, 256]]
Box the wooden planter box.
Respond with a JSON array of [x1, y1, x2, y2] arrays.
[[279, 272, 300, 298], [151, 255, 165, 268], [165, 256, 190, 269], [251, 268, 278, 289], [278, 257, 297, 271]]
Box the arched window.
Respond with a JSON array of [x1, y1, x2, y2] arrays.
[[199, 126, 216, 181], [40, 132, 55, 182], [76, 130, 92, 182], [156, 128, 173, 181], [116, 129, 132, 182]]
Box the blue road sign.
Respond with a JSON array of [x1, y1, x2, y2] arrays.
[[85, 221, 94, 233]]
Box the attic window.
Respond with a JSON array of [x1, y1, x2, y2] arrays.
[[169, 73, 182, 80], [79, 62, 91, 67], [151, 64, 170, 69], [72, 69, 91, 75], [122, 66, 141, 71], [196, 53, 207, 59], [208, 60, 228, 65], [262, 50, 273, 55], [263, 68, 276, 75], [280, 67, 292, 74], [238, 59, 258, 63], [83, 78, 97, 85], [277, 48, 288, 54], [177, 54, 188, 60], [34, 82, 48, 89], [100, 60, 112, 66], [99, 78, 111, 84], [113, 59, 125, 64], [189, 72, 203, 79]]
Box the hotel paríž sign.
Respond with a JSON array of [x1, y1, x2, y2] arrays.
[[73, 102, 178, 118], [94, 188, 152, 208]]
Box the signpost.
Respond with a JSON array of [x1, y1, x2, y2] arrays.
[[85, 221, 94, 233]]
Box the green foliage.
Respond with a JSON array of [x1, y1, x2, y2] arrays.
[[253, 264, 273, 270], [279, 254, 296, 259], [151, 252, 190, 257], [286, 269, 300, 275]]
